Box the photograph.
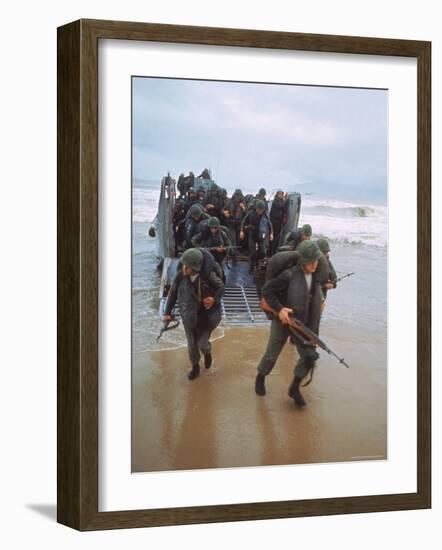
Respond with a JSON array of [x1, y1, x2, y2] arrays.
[[131, 76, 388, 473]]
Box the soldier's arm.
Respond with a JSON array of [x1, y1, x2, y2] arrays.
[[265, 212, 274, 234], [184, 220, 194, 243], [240, 211, 250, 231], [283, 231, 293, 245], [220, 230, 232, 247], [328, 259, 338, 286], [207, 272, 225, 305], [164, 273, 181, 315], [261, 269, 291, 313], [191, 232, 203, 248]]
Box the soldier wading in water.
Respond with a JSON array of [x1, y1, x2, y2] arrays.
[[255, 240, 323, 406], [163, 248, 224, 380]]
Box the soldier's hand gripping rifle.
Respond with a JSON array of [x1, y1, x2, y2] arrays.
[[259, 297, 350, 369], [287, 315, 350, 369], [157, 317, 180, 341]]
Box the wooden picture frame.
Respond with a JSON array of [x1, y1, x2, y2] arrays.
[[57, 18, 431, 531]]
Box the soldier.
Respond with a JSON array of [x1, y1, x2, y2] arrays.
[[269, 189, 289, 253], [225, 189, 246, 248], [183, 205, 208, 249], [197, 168, 211, 180], [316, 238, 337, 300], [282, 223, 312, 251], [248, 187, 269, 211], [192, 216, 232, 266], [163, 249, 224, 380], [204, 182, 222, 217], [186, 171, 195, 189], [255, 240, 323, 407], [177, 173, 187, 198], [183, 187, 199, 212], [192, 185, 205, 208], [218, 188, 229, 209], [240, 200, 273, 273]]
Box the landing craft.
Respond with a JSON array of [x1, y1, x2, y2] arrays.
[[149, 173, 302, 325]]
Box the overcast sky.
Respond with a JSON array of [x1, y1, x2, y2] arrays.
[[133, 77, 387, 203]]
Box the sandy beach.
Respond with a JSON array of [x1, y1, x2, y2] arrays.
[[132, 323, 387, 472]]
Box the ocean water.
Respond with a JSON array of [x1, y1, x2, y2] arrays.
[[132, 178, 387, 354]]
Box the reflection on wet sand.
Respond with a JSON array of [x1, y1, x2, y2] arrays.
[[132, 326, 387, 472]]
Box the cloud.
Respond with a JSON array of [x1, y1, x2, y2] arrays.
[[132, 77, 387, 201]]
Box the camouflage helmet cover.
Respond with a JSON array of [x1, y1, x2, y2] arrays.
[[297, 240, 322, 265], [189, 205, 203, 218], [301, 223, 313, 237], [181, 248, 203, 272], [316, 238, 331, 254], [208, 216, 220, 228]]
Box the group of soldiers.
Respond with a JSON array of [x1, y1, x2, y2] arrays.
[[163, 189, 339, 406], [173, 170, 292, 273]]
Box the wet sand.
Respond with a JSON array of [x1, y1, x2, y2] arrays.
[[132, 324, 387, 472]]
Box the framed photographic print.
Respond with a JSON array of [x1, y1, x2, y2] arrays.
[[57, 19, 431, 530]]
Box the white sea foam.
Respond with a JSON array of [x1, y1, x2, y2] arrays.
[[132, 185, 160, 223], [299, 197, 387, 248]]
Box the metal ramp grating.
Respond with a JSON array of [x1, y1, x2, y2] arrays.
[[221, 286, 268, 325], [160, 285, 269, 325]]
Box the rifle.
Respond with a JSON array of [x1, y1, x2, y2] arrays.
[[335, 272, 355, 283], [157, 318, 180, 341], [259, 297, 350, 369]]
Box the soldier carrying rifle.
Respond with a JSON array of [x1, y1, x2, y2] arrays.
[[256, 240, 348, 407]]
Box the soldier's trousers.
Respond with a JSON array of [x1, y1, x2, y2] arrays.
[[257, 318, 319, 379], [183, 305, 222, 365], [248, 234, 266, 266]]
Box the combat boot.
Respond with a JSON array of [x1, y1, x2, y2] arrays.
[[204, 352, 212, 369], [187, 364, 200, 380], [288, 376, 306, 407], [255, 373, 266, 396]]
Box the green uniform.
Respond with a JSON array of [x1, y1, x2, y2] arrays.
[[164, 269, 224, 366], [257, 265, 322, 379]]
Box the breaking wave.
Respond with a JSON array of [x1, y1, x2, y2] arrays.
[[299, 198, 387, 248]]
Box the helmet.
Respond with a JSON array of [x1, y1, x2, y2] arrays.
[[208, 217, 220, 228], [259, 188, 266, 195], [316, 238, 330, 254], [256, 200, 265, 210], [298, 241, 322, 264], [189, 205, 203, 218], [301, 224, 312, 237], [181, 248, 203, 272]]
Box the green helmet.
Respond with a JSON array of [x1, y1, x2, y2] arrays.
[[301, 224, 312, 237], [316, 238, 330, 254], [256, 200, 265, 210], [181, 248, 203, 272], [297, 240, 322, 264], [208, 216, 220, 228], [189, 205, 203, 218], [197, 185, 205, 192], [220, 188, 227, 196], [234, 188, 242, 195], [258, 188, 266, 195]]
